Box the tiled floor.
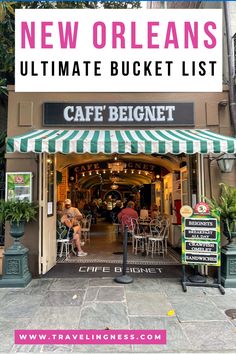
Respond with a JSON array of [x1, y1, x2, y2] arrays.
[[57, 221, 181, 266]]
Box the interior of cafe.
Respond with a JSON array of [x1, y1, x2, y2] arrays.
[[55, 152, 196, 263]]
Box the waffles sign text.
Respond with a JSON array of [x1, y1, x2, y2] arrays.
[[43, 102, 194, 126], [15, 9, 222, 92]]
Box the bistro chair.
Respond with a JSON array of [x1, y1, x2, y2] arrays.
[[80, 215, 92, 243], [130, 218, 148, 255], [146, 222, 166, 258], [111, 212, 121, 238], [56, 220, 72, 258]]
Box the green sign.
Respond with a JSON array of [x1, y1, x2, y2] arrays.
[[182, 212, 220, 267], [6, 172, 32, 202]]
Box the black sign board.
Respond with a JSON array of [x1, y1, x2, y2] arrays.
[[185, 241, 217, 253], [185, 253, 218, 264], [185, 218, 217, 229], [185, 229, 217, 240], [182, 214, 220, 267], [181, 211, 224, 294], [43, 102, 194, 127]]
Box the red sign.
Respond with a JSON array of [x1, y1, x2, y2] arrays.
[[194, 202, 210, 215], [14, 176, 24, 184]]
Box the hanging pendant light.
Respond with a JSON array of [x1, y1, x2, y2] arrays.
[[111, 183, 119, 190]]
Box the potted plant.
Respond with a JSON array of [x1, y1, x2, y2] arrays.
[[205, 183, 236, 247], [0, 199, 38, 288], [0, 199, 37, 241]]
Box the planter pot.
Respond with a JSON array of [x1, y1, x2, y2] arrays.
[[0, 220, 32, 288], [221, 246, 236, 288], [10, 221, 25, 239]]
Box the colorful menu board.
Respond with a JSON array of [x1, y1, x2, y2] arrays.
[[182, 212, 220, 267], [6, 172, 32, 202]]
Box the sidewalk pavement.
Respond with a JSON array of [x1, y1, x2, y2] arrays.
[[0, 276, 236, 353]]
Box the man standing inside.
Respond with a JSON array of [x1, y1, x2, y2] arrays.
[[61, 199, 87, 257]]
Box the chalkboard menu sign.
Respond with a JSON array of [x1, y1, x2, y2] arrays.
[[182, 213, 220, 267]]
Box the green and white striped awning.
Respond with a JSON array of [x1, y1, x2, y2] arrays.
[[6, 129, 236, 155]]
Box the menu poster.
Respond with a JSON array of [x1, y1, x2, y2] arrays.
[[6, 172, 32, 202]]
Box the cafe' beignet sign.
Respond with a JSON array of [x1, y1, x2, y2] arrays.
[[43, 102, 194, 127]]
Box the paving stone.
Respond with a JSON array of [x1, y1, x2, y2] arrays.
[[84, 287, 99, 302], [28, 307, 82, 328], [161, 278, 209, 296], [160, 278, 187, 296], [182, 321, 236, 351], [209, 296, 236, 311], [79, 302, 129, 329], [10, 345, 43, 352], [0, 319, 30, 353], [41, 291, 86, 307], [130, 316, 192, 353], [22, 279, 52, 295], [71, 344, 132, 352], [0, 289, 10, 300], [124, 278, 164, 293], [96, 286, 125, 301], [49, 279, 89, 291], [88, 278, 124, 287], [0, 341, 14, 353], [0, 294, 44, 319], [223, 288, 236, 295], [126, 292, 172, 316], [168, 295, 227, 322], [42, 344, 73, 352]]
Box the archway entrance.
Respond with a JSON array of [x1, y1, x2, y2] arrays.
[[56, 152, 186, 267]]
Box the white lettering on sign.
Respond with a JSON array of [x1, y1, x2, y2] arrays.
[[64, 105, 104, 122], [63, 104, 176, 123], [77, 266, 163, 273]]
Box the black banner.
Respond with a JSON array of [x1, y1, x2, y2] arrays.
[[185, 229, 217, 240], [185, 253, 218, 265], [185, 241, 217, 253], [185, 218, 217, 229], [43, 102, 194, 127]]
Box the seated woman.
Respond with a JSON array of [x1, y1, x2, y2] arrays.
[[61, 199, 87, 257]]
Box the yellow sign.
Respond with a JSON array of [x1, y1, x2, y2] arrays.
[[180, 205, 193, 218]]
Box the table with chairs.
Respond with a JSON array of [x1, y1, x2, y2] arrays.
[[121, 215, 170, 258]]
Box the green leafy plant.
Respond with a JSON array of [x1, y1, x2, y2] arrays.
[[0, 199, 38, 225], [204, 183, 236, 241]]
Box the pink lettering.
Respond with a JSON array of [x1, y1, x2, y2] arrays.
[[21, 22, 35, 48], [131, 22, 142, 48], [204, 21, 217, 49], [41, 22, 53, 49], [147, 22, 159, 48], [184, 22, 198, 48], [112, 22, 125, 48], [58, 22, 78, 48], [164, 22, 179, 48], [93, 22, 106, 49]]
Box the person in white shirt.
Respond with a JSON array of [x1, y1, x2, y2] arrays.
[[61, 199, 87, 257]]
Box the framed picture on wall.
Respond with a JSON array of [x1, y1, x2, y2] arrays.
[[6, 172, 32, 202]]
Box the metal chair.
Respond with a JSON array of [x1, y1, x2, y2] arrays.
[[80, 215, 92, 243], [130, 218, 148, 255], [56, 220, 71, 258], [111, 212, 121, 238], [146, 222, 167, 258]]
